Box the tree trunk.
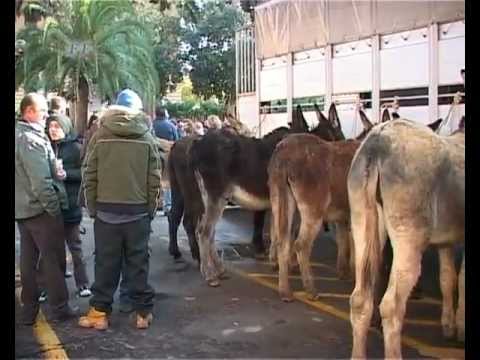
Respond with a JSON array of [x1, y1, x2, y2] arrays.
[[75, 76, 89, 136]]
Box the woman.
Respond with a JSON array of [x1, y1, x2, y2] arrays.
[[46, 114, 91, 297]]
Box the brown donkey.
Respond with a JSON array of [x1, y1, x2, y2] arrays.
[[348, 119, 464, 359], [267, 108, 374, 301], [190, 104, 343, 286]]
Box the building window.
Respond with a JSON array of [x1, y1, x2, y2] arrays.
[[236, 25, 256, 94]]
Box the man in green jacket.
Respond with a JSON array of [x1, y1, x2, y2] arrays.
[[79, 89, 161, 330], [15, 93, 76, 325]]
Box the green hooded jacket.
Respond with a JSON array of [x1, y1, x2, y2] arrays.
[[15, 120, 68, 219], [83, 106, 161, 218]]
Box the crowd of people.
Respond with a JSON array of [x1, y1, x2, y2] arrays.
[[15, 88, 251, 330]]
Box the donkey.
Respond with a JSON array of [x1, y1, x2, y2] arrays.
[[189, 105, 343, 286], [267, 108, 375, 301], [166, 105, 316, 264], [348, 119, 464, 359]]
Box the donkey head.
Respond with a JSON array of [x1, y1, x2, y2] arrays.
[[359, 109, 374, 132], [356, 109, 374, 140], [290, 104, 309, 133], [427, 118, 443, 132], [314, 103, 330, 127], [381, 108, 392, 123], [310, 103, 337, 141], [328, 103, 346, 140], [459, 116, 465, 131]]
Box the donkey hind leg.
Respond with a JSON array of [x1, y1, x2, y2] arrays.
[[168, 186, 185, 260], [270, 183, 296, 302], [293, 214, 322, 300], [197, 200, 226, 287], [350, 203, 386, 359], [252, 211, 267, 257], [335, 221, 353, 280], [194, 170, 225, 286], [183, 212, 200, 263], [380, 231, 425, 359], [438, 247, 458, 339], [456, 254, 465, 342], [288, 210, 301, 274], [210, 229, 228, 280]]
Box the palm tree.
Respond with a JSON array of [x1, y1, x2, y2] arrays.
[[15, 0, 159, 135]]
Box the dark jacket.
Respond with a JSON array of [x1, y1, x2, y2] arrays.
[[15, 120, 68, 219], [152, 117, 179, 141], [51, 135, 83, 224], [83, 105, 162, 218]]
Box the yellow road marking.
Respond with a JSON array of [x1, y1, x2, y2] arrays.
[[15, 283, 69, 359], [229, 266, 464, 359], [249, 272, 339, 281], [257, 260, 336, 270], [249, 270, 441, 306]]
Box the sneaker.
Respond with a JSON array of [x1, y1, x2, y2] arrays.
[[65, 270, 73, 278], [38, 291, 47, 303], [78, 307, 109, 330], [136, 313, 153, 329], [78, 286, 92, 298]]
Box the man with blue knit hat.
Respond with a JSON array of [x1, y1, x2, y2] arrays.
[[79, 89, 161, 330]]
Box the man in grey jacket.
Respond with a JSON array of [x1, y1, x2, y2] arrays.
[[15, 93, 76, 325]]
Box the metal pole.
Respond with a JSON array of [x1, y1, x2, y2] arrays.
[[325, 44, 333, 110], [246, 29, 252, 92], [286, 52, 293, 125], [429, 23, 439, 124], [255, 57, 262, 137], [372, 34, 381, 123], [235, 30, 239, 99], [242, 29, 248, 92]]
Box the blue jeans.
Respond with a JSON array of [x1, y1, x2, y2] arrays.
[[163, 188, 172, 212]]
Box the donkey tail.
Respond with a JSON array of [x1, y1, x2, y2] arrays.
[[268, 156, 294, 263], [349, 149, 382, 293], [362, 161, 382, 292]]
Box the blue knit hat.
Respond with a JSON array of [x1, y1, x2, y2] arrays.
[[115, 89, 143, 111]]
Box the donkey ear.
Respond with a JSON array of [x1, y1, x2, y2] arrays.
[[381, 108, 391, 123], [427, 118, 443, 132], [328, 103, 342, 130], [314, 103, 329, 125], [359, 109, 373, 131], [292, 104, 309, 132]]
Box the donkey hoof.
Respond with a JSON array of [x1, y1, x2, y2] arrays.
[[218, 271, 230, 280], [280, 292, 294, 302], [207, 279, 220, 287], [442, 325, 456, 340], [457, 328, 465, 343]]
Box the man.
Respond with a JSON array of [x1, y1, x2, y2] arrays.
[[152, 105, 177, 215], [79, 89, 161, 330], [15, 93, 76, 325], [50, 96, 74, 134], [152, 105, 179, 141]]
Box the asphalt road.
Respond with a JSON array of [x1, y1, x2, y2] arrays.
[[15, 209, 464, 359]]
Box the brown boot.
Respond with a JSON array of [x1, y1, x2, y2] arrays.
[[136, 313, 153, 329], [78, 307, 108, 330]]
